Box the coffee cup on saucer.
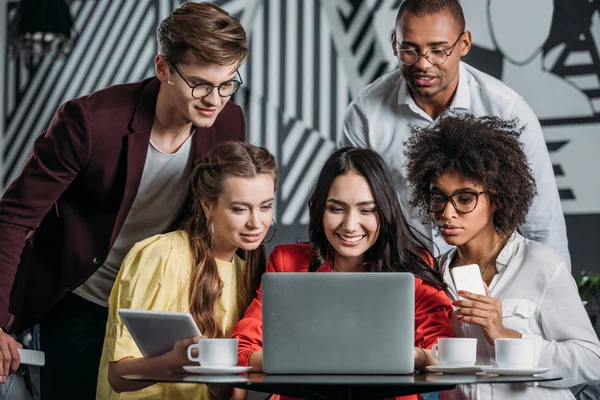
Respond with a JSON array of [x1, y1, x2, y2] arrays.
[[494, 338, 535, 368], [187, 338, 238, 367], [430, 338, 477, 367]]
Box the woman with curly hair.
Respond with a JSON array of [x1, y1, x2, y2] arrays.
[[405, 113, 600, 399]]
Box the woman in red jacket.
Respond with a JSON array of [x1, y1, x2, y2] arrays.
[[231, 147, 454, 399]]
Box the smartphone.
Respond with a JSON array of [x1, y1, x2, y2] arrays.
[[450, 264, 486, 300], [17, 349, 45, 366]]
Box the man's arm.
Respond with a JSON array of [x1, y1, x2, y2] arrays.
[[510, 96, 571, 269], [0, 100, 90, 327]]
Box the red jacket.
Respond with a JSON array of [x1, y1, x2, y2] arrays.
[[0, 78, 245, 331], [231, 243, 455, 400]]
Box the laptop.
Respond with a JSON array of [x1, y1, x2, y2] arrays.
[[262, 272, 415, 374]]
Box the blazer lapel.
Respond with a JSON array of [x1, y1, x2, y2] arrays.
[[110, 79, 160, 245], [192, 126, 216, 165]]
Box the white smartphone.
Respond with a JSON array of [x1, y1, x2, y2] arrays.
[[450, 264, 486, 300], [17, 349, 45, 366]]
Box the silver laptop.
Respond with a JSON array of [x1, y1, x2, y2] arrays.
[[262, 272, 415, 374]]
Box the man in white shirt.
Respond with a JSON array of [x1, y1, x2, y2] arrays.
[[341, 0, 571, 268]]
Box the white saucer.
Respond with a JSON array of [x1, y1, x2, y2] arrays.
[[183, 375, 250, 383], [183, 365, 252, 375], [481, 366, 551, 376], [426, 365, 484, 374]]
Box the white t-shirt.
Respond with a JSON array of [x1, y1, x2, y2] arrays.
[[74, 135, 194, 306], [341, 62, 571, 269], [439, 232, 600, 400]]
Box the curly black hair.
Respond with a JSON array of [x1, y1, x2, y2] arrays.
[[404, 113, 536, 236], [396, 0, 465, 33]]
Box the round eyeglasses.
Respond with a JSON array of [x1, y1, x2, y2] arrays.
[[396, 32, 464, 66], [170, 62, 243, 99], [426, 191, 487, 214]]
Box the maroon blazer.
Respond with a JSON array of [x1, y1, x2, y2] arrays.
[[0, 78, 245, 331]]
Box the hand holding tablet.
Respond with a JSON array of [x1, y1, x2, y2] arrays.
[[118, 309, 202, 358]]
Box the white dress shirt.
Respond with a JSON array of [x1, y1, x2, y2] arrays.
[[341, 62, 571, 269], [438, 232, 600, 400]]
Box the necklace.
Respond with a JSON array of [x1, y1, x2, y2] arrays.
[[456, 235, 503, 276], [478, 252, 498, 277]]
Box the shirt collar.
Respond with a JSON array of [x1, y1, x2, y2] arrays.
[[397, 72, 413, 106], [397, 62, 471, 111], [448, 62, 470, 110], [440, 231, 520, 276], [494, 231, 521, 274]]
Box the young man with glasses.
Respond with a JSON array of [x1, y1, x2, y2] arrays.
[[0, 2, 247, 399], [341, 0, 570, 269]]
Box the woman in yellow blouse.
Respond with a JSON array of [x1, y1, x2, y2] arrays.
[[96, 142, 278, 399]]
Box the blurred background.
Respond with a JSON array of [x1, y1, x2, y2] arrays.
[[1, 0, 599, 294]]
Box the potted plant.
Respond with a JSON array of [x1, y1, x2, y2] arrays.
[[577, 271, 600, 303], [576, 271, 600, 328]]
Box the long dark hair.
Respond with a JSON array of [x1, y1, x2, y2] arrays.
[[307, 147, 446, 290], [183, 141, 278, 337]]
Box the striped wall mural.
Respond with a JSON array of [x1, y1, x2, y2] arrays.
[[2, 0, 169, 188], [2, 0, 600, 272]]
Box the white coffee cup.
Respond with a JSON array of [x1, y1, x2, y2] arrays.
[[494, 338, 535, 368], [187, 338, 238, 367], [430, 338, 477, 367]]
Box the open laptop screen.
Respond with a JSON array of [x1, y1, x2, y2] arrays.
[[262, 272, 415, 374]]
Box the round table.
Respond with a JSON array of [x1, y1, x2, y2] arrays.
[[123, 372, 562, 399]]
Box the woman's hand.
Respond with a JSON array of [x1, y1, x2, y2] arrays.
[[454, 285, 521, 344], [108, 334, 206, 393], [160, 335, 203, 374], [413, 346, 436, 371]]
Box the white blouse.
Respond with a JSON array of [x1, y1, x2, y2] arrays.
[[439, 232, 600, 400]]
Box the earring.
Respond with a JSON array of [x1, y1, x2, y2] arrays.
[[209, 221, 215, 248], [261, 219, 277, 245]]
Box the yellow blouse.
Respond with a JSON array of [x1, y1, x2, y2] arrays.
[[96, 230, 244, 400]]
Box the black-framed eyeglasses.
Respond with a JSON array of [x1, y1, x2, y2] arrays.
[[425, 190, 487, 214], [170, 62, 243, 99], [396, 32, 465, 66]]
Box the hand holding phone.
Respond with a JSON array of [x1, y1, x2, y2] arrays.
[[450, 264, 486, 300]]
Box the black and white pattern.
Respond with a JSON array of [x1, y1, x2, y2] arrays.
[[2, 0, 599, 271]]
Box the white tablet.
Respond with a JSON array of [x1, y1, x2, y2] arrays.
[[118, 309, 202, 358]]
